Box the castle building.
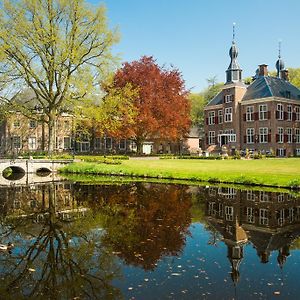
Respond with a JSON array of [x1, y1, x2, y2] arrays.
[[204, 32, 300, 157]]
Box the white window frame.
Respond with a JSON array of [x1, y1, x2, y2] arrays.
[[259, 127, 268, 143], [63, 136, 71, 150], [246, 106, 254, 122], [218, 110, 223, 124], [278, 148, 285, 157], [296, 106, 300, 121], [208, 111, 215, 125], [13, 136, 21, 149], [94, 137, 101, 150], [295, 128, 300, 144], [287, 105, 293, 121], [29, 120, 37, 129], [259, 104, 268, 120], [287, 128, 292, 143], [225, 94, 233, 103], [277, 103, 284, 120], [278, 127, 284, 143], [119, 139, 126, 150], [259, 208, 269, 226], [246, 128, 254, 144], [224, 107, 232, 122], [295, 148, 300, 156], [105, 137, 112, 150], [28, 137, 37, 150], [208, 131, 215, 145], [225, 206, 234, 221]]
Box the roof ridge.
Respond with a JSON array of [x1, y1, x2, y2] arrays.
[[264, 76, 273, 96]]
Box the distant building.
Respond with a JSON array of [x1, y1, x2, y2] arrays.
[[204, 33, 300, 157]]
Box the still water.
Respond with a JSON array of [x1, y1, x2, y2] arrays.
[[0, 178, 300, 299]]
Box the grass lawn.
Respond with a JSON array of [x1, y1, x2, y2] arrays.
[[60, 158, 300, 188]]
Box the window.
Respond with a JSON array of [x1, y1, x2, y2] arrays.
[[63, 137, 71, 150], [119, 139, 126, 150], [287, 105, 293, 121], [295, 128, 300, 144], [287, 128, 292, 143], [208, 131, 215, 145], [105, 137, 112, 149], [208, 111, 215, 125], [29, 120, 37, 129], [278, 127, 284, 143], [28, 137, 37, 150], [225, 94, 233, 103], [12, 136, 21, 149], [95, 137, 101, 150], [296, 149, 300, 156], [277, 148, 285, 157], [259, 104, 268, 120], [296, 106, 300, 121], [246, 106, 254, 121], [224, 107, 232, 122], [224, 129, 236, 142], [259, 209, 269, 225], [218, 110, 223, 124], [13, 120, 20, 128], [246, 190, 256, 201], [277, 103, 284, 120], [246, 128, 255, 144], [225, 206, 234, 221], [259, 191, 269, 202], [246, 207, 255, 223], [259, 127, 268, 143], [64, 120, 70, 130]]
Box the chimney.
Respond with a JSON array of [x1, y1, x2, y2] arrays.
[[258, 64, 268, 76], [280, 69, 289, 81]]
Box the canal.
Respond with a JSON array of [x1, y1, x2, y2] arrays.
[[0, 179, 300, 299]]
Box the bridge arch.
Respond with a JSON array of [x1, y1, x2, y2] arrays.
[[36, 167, 52, 176], [2, 166, 26, 180]]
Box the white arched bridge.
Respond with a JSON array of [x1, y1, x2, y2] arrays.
[[0, 159, 73, 185]]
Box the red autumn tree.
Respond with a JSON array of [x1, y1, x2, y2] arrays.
[[112, 56, 191, 153]]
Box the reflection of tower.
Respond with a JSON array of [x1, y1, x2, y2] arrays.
[[257, 250, 270, 264], [225, 216, 248, 285], [277, 245, 290, 269], [227, 243, 244, 285]]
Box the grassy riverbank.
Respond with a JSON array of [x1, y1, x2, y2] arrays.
[[60, 158, 300, 188]]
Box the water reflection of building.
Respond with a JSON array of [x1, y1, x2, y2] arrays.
[[204, 186, 300, 283], [0, 182, 87, 222]]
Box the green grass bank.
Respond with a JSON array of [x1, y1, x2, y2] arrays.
[[60, 158, 300, 189]]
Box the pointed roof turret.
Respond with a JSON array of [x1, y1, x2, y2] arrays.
[[226, 23, 242, 84], [276, 40, 285, 78]]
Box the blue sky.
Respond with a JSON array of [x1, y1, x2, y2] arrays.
[[90, 0, 300, 92]]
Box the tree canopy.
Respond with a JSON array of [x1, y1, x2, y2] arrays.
[[111, 56, 191, 153], [0, 0, 119, 153]]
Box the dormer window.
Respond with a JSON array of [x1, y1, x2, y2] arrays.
[[286, 91, 291, 99], [225, 94, 233, 103]]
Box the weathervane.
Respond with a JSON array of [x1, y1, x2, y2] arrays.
[[232, 22, 236, 42], [278, 39, 282, 58]]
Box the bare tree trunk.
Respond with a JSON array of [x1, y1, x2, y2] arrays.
[[136, 138, 143, 155]]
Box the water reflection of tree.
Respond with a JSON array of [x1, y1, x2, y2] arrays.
[[81, 183, 192, 271], [0, 184, 121, 300]]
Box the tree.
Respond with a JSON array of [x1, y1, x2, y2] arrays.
[[189, 78, 222, 131], [111, 56, 191, 154], [0, 0, 119, 154]]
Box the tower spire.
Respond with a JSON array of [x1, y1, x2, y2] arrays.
[[226, 23, 242, 84], [276, 39, 284, 78]]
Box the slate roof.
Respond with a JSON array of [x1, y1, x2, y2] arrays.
[[206, 91, 224, 106], [242, 76, 300, 101]]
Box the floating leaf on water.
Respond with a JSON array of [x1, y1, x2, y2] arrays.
[[28, 268, 35, 272], [171, 273, 181, 276], [273, 291, 280, 295]]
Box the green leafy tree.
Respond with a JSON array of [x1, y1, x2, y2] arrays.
[[0, 0, 119, 154]]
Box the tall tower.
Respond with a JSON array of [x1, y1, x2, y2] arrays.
[[276, 40, 285, 78], [226, 23, 242, 84]]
